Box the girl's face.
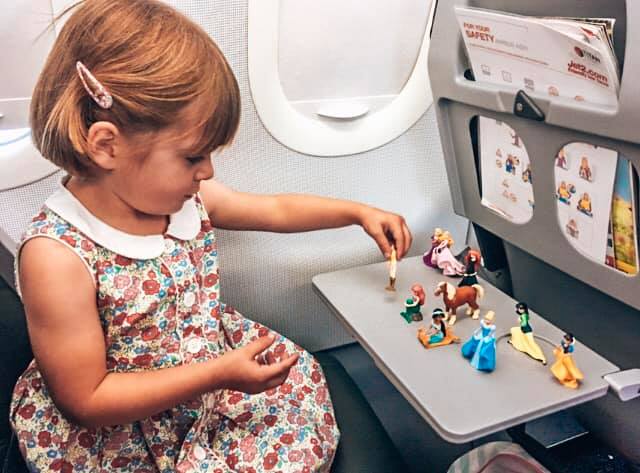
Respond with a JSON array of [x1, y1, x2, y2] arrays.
[[111, 103, 215, 216]]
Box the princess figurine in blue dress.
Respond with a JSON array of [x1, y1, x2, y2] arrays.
[[461, 311, 497, 372]]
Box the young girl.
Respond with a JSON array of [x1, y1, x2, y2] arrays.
[[11, 1, 412, 471]]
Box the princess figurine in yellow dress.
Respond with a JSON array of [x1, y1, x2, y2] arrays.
[[509, 302, 547, 365], [550, 333, 584, 389]]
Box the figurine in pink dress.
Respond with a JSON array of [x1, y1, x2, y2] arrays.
[[431, 239, 465, 276], [423, 228, 444, 268]]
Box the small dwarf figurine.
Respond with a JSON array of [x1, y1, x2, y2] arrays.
[[461, 310, 497, 372], [522, 164, 532, 184], [577, 193, 592, 216], [557, 181, 572, 204], [509, 302, 546, 365], [556, 149, 568, 169], [400, 284, 425, 323], [550, 333, 584, 389], [417, 308, 460, 348], [385, 246, 397, 291], [578, 157, 592, 181], [458, 249, 482, 287]]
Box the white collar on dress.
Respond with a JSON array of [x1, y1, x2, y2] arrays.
[[44, 177, 201, 259]]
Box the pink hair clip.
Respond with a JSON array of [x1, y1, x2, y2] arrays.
[[76, 61, 113, 109]]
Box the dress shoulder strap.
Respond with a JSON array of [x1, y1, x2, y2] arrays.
[[14, 206, 99, 298]]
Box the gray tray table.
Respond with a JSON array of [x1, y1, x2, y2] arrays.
[[313, 256, 619, 443]]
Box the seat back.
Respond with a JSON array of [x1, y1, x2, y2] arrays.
[[0, 279, 31, 473]]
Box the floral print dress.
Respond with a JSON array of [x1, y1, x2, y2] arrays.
[[10, 181, 339, 472]]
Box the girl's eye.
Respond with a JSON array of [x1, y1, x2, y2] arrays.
[[186, 156, 204, 165]]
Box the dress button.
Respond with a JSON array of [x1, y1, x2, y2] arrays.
[[187, 338, 203, 354], [164, 239, 175, 254], [193, 444, 206, 461], [183, 291, 196, 307]]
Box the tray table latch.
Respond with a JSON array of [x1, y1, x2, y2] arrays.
[[604, 369, 640, 401]]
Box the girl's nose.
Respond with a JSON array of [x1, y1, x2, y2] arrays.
[[196, 157, 214, 181]]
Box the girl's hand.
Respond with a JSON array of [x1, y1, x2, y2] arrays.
[[359, 207, 412, 260], [218, 335, 299, 394]]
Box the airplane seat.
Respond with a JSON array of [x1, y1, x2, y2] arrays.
[[0, 276, 407, 473], [0, 279, 31, 473]]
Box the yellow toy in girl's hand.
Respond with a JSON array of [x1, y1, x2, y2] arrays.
[[550, 333, 584, 389], [386, 246, 398, 291], [508, 302, 547, 365]]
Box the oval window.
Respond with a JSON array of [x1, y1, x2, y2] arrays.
[[248, 0, 437, 156]]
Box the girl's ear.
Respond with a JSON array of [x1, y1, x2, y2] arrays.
[[86, 121, 120, 171]]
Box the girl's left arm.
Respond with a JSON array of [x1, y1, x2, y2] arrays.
[[199, 179, 412, 259]]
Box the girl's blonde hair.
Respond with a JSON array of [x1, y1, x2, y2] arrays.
[[31, 0, 240, 176]]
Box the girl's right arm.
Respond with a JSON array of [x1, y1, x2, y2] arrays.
[[18, 238, 298, 428]]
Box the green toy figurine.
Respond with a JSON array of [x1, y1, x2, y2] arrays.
[[400, 284, 426, 323]]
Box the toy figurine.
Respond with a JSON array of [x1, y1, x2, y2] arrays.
[[385, 246, 397, 292], [417, 308, 461, 348], [522, 164, 532, 184], [459, 249, 482, 287], [566, 219, 579, 238], [461, 310, 497, 372], [556, 149, 568, 169], [400, 284, 426, 323], [578, 157, 592, 181], [423, 228, 444, 268], [434, 281, 484, 325], [508, 302, 546, 365], [510, 130, 522, 148], [431, 237, 465, 276], [550, 333, 584, 389], [505, 154, 519, 174], [556, 181, 575, 204], [577, 192, 593, 217]]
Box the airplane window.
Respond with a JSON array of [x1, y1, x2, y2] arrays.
[[278, 0, 431, 115], [248, 0, 437, 156]]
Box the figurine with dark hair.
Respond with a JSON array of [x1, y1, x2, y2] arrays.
[[551, 333, 584, 389], [418, 308, 461, 348], [459, 249, 482, 287], [508, 302, 547, 365], [461, 311, 497, 372], [425, 308, 447, 344]]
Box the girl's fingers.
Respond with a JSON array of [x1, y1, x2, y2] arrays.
[[262, 353, 299, 380], [371, 229, 392, 259], [387, 225, 404, 260], [245, 335, 276, 358], [401, 221, 413, 257]]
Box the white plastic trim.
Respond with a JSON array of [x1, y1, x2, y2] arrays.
[[0, 0, 73, 191], [0, 100, 59, 191], [604, 369, 640, 402], [248, 0, 436, 156]]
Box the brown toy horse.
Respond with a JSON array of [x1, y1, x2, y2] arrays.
[[434, 281, 484, 325]]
